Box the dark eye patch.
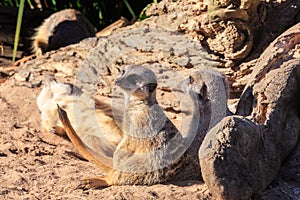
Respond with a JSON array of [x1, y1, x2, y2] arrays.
[[189, 75, 194, 84], [198, 83, 207, 102]]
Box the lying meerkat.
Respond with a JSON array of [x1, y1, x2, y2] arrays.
[[36, 76, 122, 162], [58, 65, 187, 188], [36, 75, 79, 135], [32, 9, 95, 55]]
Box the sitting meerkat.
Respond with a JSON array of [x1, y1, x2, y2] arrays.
[[32, 9, 95, 55], [186, 68, 229, 135], [172, 68, 229, 180], [58, 65, 187, 188]]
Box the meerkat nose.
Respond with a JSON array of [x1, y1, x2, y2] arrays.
[[115, 78, 120, 85], [115, 78, 125, 88]]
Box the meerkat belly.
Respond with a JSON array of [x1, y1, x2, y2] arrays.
[[110, 134, 185, 185], [114, 134, 185, 169], [111, 106, 186, 184]]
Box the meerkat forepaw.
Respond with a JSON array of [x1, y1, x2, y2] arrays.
[[80, 176, 110, 189], [49, 127, 56, 133], [54, 126, 67, 136]]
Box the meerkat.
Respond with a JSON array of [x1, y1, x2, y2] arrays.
[[36, 76, 122, 162], [32, 9, 95, 55], [173, 67, 228, 156], [184, 68, 228, 156], [190, 68, 229, 131], [57, 65, 187, 188], [171, 67, 229, 181]]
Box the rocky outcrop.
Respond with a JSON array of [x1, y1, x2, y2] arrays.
[[199, 23, 300, 200]]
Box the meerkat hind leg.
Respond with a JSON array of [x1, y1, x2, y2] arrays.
[[57, 104, 114, 174], [80, 175, 110, 189]]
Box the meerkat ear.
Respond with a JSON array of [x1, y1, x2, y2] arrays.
[[189, 75, 194, 84]]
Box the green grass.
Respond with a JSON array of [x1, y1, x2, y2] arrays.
[[12, 0, 25, 62]]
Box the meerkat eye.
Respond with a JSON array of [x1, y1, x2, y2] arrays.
[[121, 70, 125, 76], [189, 75, 194, 84]]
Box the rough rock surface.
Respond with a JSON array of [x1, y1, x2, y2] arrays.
[[15, 26, 215, 126], [199, 23, 300, 200]]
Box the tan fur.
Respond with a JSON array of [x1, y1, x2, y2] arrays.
[[58, 106, 113, 173], [32, 9, 95, 55]]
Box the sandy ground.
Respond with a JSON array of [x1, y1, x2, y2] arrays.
[[0, 77, 213, 199]]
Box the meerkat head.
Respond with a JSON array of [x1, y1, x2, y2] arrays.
[[187, 72, 208, 103], [176, 72, 208, 104], [115, 65, 158, 100], [42, 75, 82, 100]]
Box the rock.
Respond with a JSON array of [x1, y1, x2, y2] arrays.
[[200, 116, 263, 199], [199, 23, 300, 199], [15, 0, 300, 99], [16, 26, 215, 118]]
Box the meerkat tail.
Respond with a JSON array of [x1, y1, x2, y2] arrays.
[[57, 104, 113, 173]]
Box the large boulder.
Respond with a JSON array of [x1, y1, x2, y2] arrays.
[[199, 23, 300, 199]]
